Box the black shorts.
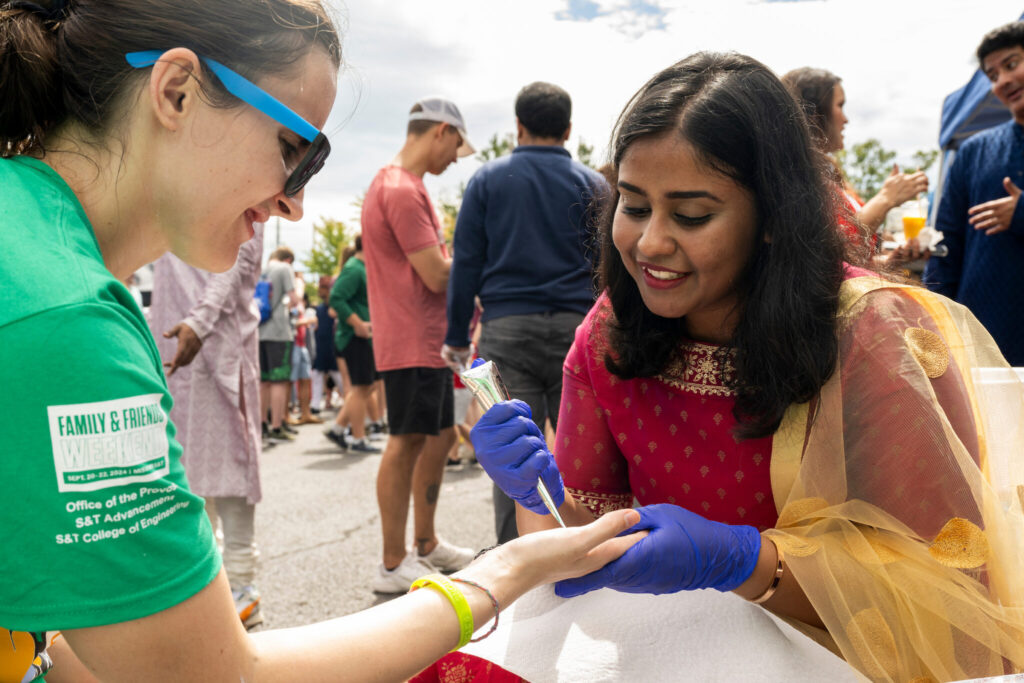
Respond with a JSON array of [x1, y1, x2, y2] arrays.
[[338, 336, 378, 387], [382, 367, 454, 436], [259, 340, 292, 382]]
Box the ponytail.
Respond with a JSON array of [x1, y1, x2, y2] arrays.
[[0, 2, 66, 155]]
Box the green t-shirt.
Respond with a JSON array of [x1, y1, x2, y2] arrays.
[[329, 256, 370, 353], [0, 157, 221, 639]]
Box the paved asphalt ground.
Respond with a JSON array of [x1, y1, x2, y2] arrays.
[[252, 411, 498, 629]]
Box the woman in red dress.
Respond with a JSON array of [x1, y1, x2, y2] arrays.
[[467, 53, 1024, 681], [781, 67, 929, 265]]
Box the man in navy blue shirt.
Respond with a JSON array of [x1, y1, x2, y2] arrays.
[[925, 22, 1024, 365], [442, 82, 608, 542]]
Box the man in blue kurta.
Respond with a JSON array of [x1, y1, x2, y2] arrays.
[[925, 21, 1024, 365], [441, 82, 608, 542]]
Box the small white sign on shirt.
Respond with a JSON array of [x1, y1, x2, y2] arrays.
[[48, 394, 171, 493]]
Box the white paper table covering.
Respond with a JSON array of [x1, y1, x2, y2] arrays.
[[461, 585, 861, 682]]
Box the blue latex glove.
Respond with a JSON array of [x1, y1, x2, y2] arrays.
[[555, 503, 761, 597], [470, 400, 565, 515]]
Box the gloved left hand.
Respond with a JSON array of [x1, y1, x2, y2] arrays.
[[554, 503, 761, 597]]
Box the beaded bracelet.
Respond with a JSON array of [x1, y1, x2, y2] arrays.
[[749, 546, 785, 605], [409, 573, 475, 651], [451, 577, 500, 643]]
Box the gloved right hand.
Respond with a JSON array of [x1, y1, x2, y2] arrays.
[[471, 400, 565, 516]]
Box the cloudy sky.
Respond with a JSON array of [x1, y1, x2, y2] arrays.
[[271, 0, 1022, 266]]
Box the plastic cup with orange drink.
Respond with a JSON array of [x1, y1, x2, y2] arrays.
[[902, 215, 926, 240]]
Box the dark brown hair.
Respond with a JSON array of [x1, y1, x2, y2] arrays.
[[599, 52, 845, 440], [977, 21, 1024, 66], [515, 81, 571, 139], [269, 245, 295, 262], [780, 67, 841, 151], [1, 0, 341, 157]]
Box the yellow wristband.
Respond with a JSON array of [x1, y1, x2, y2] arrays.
[[410, 573, 474, 651]]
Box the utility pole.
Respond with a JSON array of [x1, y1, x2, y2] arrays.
[[275, 217, 281, 247]]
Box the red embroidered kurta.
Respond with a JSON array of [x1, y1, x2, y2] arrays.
[[556, 293, 778, 531], [411, 652, 524, 683]]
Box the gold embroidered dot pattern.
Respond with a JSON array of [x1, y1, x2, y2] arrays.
[[928, 517, 989, 568], [904, 327, 949, 379], [845, 607, 900, 680]]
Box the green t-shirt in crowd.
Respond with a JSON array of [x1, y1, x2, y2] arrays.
[[329, 255, 370, 353], [0, 157, 221, 645]]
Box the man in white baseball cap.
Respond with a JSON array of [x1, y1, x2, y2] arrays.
[[407, 96, 476, 159], [358, 96, 477, 592]]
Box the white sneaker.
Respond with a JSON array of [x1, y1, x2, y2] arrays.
[[418, 537, 476, 572], [372, 553, 434, 594], [232, 585, 263, 630]]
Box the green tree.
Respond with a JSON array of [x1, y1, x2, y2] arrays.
[[576, 138, 596, 169], [303, 216, 352, 281], [910, 149, 940, 174], [475, 132, 515, 163], [836, 138, 896, 200], [438, 182, 467, 244], [837, 139, 940, 201]]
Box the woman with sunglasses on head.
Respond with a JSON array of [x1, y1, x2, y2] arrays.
[[0, 2, 644, 681], [472, 52, 1024, 681]]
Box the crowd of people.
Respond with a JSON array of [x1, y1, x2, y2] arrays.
[[3, 1, 1024, 681]]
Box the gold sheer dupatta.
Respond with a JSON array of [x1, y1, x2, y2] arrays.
[[765, 274, 1024, 682]]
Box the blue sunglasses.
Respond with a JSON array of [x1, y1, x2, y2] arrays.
[[126, 50, 330, 197]]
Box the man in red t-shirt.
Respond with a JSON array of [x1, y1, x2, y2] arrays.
[[361, 97, 477, 593]]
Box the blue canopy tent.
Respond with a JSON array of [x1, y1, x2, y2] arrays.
[[930, 15, 1020, 224]]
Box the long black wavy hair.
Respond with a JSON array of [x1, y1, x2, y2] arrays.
[[599, 52, 846, 440]]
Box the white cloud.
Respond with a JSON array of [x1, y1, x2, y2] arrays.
[[272, 0, 1022, 265]]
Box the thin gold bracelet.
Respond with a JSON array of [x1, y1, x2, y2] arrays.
[[749, 547, 784, 605]]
